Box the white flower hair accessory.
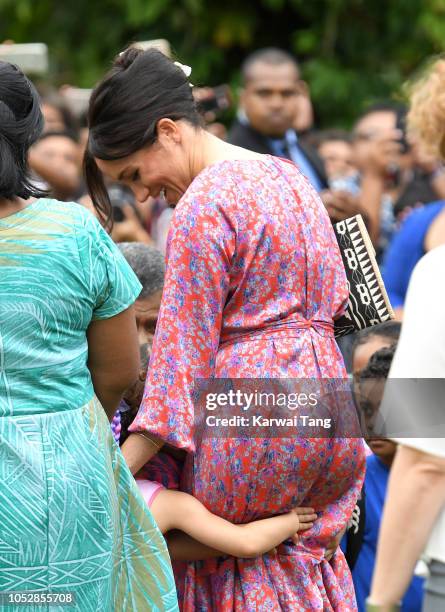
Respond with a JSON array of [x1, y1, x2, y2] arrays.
[[174, 61, 192, 78]]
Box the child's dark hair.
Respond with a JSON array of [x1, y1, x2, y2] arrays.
[[119, 407, 138, 447], [352, 321, 402, 356], [359, 344, 397, 381]]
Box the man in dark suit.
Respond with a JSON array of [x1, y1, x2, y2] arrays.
[[228, 48, 327, 191]]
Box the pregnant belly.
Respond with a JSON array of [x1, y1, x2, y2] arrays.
[[180, 436, 364, 525]]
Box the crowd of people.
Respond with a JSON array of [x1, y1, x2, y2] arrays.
[[22, 48, 445, 280], [1, 40, 445, 611]]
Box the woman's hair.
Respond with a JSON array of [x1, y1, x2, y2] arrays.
[[406, 57, 445, 159], [351, 321, 402, 356], [0, 61, 47, 201], [85, 47, 201, 228]]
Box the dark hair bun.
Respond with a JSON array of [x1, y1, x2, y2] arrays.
[[0, 61, 46, 200], [84, 47, 201, 227], [114, 47, 144, 70]]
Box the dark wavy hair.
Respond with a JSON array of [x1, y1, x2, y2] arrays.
[[0, 61, 47, 201], [360, 344, 397, 381], [84, 47, 201, 228]]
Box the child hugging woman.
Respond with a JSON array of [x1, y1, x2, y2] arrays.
[[114, 387, 317, 561]]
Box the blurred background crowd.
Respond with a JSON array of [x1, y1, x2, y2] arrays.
[[3, 26, 445, 330], [3, 0, 445, 327]]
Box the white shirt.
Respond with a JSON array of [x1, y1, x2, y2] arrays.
[[387, 245, 445, 562]]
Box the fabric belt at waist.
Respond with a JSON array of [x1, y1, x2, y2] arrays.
[[220, 318, 334, 348]]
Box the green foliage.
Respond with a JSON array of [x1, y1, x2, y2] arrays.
[[2, 0, 445, 125]]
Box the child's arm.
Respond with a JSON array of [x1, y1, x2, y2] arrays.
[[151, 489, 316, 559], [165, 530, 227, 561]]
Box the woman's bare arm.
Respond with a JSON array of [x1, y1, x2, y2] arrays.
[[370, 445, 445, 606], [121, 432, 164, 475], [86, 306, 140, 419]]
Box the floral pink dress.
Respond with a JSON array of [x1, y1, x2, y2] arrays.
[[130, 156, 365, 610]]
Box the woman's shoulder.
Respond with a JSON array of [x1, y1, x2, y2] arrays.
[[174, 161, 242, 219], [172, 154, 315, 234], [31, 197, 90, 219], [178, 155, 292, 209], [194, 155, 294, 184], [33, 197, 102, 233]]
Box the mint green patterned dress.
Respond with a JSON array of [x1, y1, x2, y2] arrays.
[[0, 199, 178, 611]]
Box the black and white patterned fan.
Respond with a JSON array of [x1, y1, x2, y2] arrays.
[[333, 215, 395, 338]]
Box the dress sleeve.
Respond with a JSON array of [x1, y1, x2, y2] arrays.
[[76, 210, 142, 320], [129, 195, 235, 452]]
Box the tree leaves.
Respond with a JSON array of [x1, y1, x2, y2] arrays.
[[2, 0, 445, 126]]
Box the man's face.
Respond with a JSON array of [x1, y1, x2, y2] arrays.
[[122, 289, 162, 410], [32, 135, 80, 172], [352, 336, 391, 378], [134, 289, 163, 348], [241, 62, 301, 138], [352, 110, 396, 170], [318, 140, 356, 180]]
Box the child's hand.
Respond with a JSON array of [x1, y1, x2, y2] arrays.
[[290, 507, 317, 543]]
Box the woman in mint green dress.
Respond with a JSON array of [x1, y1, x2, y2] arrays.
[[0, 62, 177, 610]]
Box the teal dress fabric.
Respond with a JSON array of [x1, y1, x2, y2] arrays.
[[0, 199, 178, 611]]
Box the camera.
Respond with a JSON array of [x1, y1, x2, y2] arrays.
[[107, 184, 136, 223], [195, 85, 232, 116]]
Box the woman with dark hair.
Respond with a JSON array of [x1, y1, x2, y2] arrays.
[[86, 47, 365, 610], [0, 61, 177, 610]]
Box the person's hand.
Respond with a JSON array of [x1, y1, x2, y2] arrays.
[[290, 507, 317, 544], [111, 204, 153, 244], [321, 190, 363, 222]]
